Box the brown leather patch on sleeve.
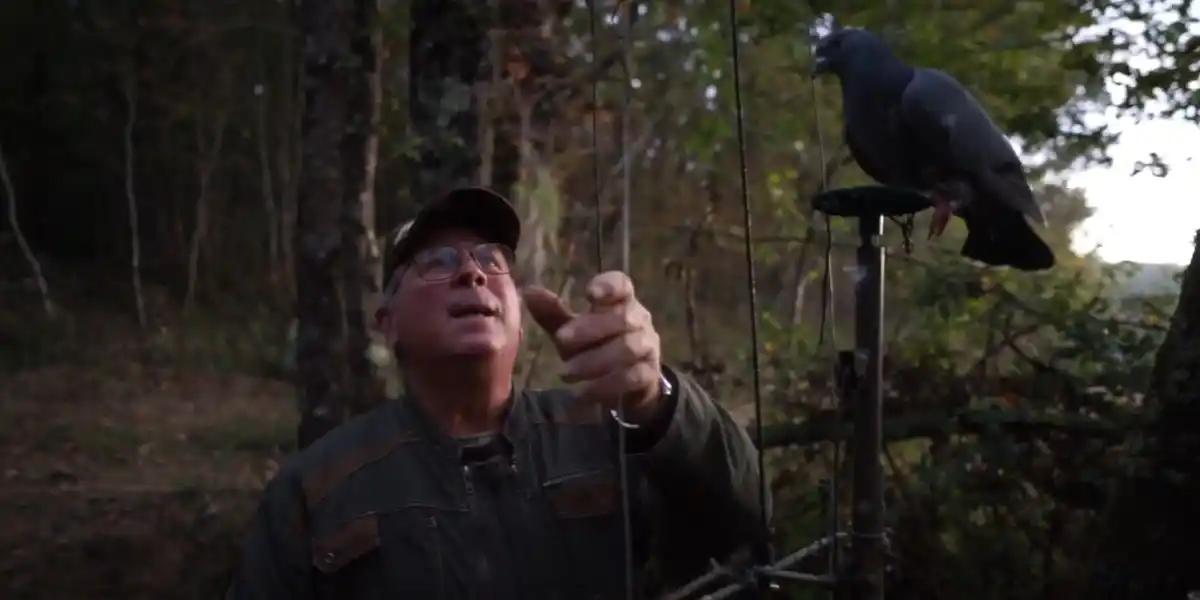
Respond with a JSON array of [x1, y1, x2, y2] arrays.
[[312, 514, 381, 574], [301, 429, 419, 507], [545, 470, 619, 518]]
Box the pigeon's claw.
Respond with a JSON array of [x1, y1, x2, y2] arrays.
[[928, 197, 952, 240]]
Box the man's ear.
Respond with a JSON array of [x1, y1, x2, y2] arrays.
[[372, 304, 389, 334]]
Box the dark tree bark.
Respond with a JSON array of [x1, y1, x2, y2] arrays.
[[408, 0, 488, 218], [295, 0, 346, 450], [342, 0, 386, 417], [1087, 231, 1200, 599], [296, 0, 384, 450]]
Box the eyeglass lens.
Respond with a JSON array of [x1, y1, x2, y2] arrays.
[[413, 243, 513, 281]]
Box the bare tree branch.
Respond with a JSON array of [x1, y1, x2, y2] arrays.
[[756, 405, 1137, 449], [121, 66, 147, 328], [0, 141, 53, 318]]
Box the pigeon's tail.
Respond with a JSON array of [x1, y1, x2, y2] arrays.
[[961, 209, 1055, 271]]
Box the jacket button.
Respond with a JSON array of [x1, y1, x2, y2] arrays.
[[322, 552, 336, 565]]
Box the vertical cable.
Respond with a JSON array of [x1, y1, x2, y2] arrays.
[[617, 6, 639, 600], [589, 2, 635, 599], [806, 28, 842, 581], [589, 0, 603, 268], [725, 0, 771, 561]]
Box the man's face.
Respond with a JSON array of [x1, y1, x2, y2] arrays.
[[376, 228, 523, 363]]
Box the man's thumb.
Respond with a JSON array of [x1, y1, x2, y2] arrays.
[[522, 285, 575, 336]]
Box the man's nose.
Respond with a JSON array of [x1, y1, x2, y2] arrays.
[[450, 255, 487, 287]]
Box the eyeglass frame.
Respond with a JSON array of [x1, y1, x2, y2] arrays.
[[383, 241, 516, 297]]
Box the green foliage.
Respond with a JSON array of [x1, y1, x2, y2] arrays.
[[1, 0, 1197, 597], [603, 4, 1197, 593]]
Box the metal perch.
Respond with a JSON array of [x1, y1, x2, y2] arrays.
[[658, 185, 930, 600]]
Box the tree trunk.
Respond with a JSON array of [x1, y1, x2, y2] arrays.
[[279, 0, 303, 301], [122, 65, 147, 329], [183, 109, 228, 312], [342, 0, 386, 417], [408, 0, 487, 218], [295, 0, 355, 450], [1088, 232, 1200, 599], [254, 44, 280, 285]]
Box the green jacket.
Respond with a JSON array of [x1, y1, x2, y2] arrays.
[[227, 366, 770, 599]]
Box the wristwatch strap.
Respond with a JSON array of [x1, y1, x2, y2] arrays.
[[610, 372, 673, 430]]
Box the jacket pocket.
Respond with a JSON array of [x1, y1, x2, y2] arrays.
[[543, 468, 626, 598], [311, 510, 446, 600], [312, 514, 385, 599]]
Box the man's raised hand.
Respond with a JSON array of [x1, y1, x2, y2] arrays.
[[523, 271, 663, 419]]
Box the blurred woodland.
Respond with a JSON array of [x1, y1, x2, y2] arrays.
[[1, 0, 1200, 598]]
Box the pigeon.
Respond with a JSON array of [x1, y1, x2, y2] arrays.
[[812, 27, 1055, 271]]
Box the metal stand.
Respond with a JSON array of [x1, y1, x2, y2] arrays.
[[659, 186, 930, 600], [816, 186, 931, 600]]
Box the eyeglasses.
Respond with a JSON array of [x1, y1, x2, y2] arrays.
[[401, 242, 515, 284]]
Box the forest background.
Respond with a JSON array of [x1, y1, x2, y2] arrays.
[[1, 1, 1199, 599]]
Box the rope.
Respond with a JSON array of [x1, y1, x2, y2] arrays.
[[616, 3, 639, 599], [583, 3, 834, 599], [725, 0, 771, 569], [587, 2, 638, 599], [805, 19, 843, 581], [589, 1, 603, 266]]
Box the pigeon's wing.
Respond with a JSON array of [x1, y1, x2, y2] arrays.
[[898, 69, 1046, 225]]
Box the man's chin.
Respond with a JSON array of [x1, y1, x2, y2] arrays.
[[445, 335, 510, 359]]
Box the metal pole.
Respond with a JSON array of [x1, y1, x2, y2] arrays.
[[849, 213, 885, 600]]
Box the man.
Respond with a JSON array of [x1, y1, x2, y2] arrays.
[[228, 187, 770, 599]]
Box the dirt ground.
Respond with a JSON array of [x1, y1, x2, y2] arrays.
[[0, 362, 295, 600]]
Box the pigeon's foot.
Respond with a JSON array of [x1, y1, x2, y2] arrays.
[[928, 199, 953, 239]]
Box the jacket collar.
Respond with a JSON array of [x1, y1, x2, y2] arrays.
[[398, 385, 532, 455]]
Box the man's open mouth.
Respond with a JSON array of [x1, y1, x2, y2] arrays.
[[448, 304, 499, 319]]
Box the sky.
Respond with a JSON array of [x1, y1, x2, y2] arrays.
[[1069, 116, 1200, 266], [1067, 6, 1198, 267]]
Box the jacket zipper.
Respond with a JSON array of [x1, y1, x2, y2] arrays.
[[462, 464, 475, 495]]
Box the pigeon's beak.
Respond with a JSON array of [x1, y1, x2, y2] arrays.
[[811, 56, 829, 77]]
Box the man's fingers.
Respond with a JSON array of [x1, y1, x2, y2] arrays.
[[562, 331, 658, 383], [557, 302, 650, 353], [586, 271, 635, 308], [522, 285, 576, 336]]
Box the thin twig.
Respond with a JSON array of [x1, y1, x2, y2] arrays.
[[594, 109, 666, 202], [122, 67, 147, 328], [184, 105, 229, 311], [0, 141, 53, 317]]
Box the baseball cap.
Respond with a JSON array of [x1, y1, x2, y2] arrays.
[[383, 186, 521, 289]]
